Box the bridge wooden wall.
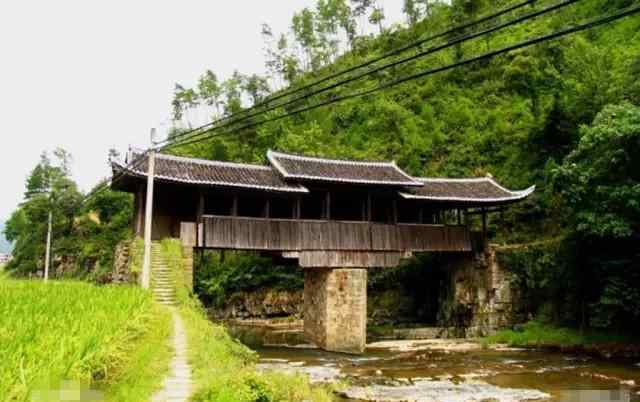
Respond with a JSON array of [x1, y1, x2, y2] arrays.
[[200, 215, 471, 253]]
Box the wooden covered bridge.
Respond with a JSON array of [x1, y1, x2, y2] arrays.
[[112, 150, 534, 353]]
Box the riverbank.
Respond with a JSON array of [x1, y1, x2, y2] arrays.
[[483, 321, 640, 360], [181, 300, 337, 402]]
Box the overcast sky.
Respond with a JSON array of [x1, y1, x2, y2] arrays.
[[0, 1, 404, 221]]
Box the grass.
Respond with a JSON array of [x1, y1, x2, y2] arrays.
[[483, 321, 632, 347], [181, 303, 336, 402], [0, 278, 172, 402]]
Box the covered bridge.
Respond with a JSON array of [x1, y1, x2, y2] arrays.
[[112, 150, 534, 353]]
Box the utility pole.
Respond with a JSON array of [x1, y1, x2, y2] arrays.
[[44, 210, 52, 281], [141, 129, 157, 289]]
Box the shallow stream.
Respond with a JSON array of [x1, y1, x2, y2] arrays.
[[227, 323, 640, 402]]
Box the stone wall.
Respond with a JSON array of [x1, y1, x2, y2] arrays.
[[112, 240, 136, 284], [437, 245, 524, 337], [304, 268, 367, 353], [210, 289, 304, 319]]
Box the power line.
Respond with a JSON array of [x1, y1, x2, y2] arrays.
[[164, 4, 640, 151], [88, 2, 637, 201], [161, 0, 579, 148], [160, 0, 539, 145]]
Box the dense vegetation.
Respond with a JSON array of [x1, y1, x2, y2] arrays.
[[170, 0, 640, 334], [0, 279, 171, 402], [2, 150, 133, 281]]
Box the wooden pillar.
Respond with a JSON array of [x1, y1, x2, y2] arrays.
[[293, 197, 301, 219], [457, 209, 462, 225], [134, 188, 145, 236], [197, 193, 205, 247], [324, 192, 331, 220], [482, 208, 487, 238], [367, 192, 372, 222], [263, 199, 270, 218], [231, 195, 238, 216], [392, 199, 398, 224], [418, 206, 424, 224]]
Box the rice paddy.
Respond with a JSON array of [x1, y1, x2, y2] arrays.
[[0, 278, 171, 402]]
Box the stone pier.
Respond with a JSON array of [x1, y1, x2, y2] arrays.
[[303, 268, 368, 354]]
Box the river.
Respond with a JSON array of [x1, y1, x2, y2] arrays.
[[227, 322, 640, 402]]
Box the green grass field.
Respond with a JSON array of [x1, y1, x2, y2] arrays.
[[0, 279, 171, 402]]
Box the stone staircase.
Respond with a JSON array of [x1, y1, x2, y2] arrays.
[[151, 242, 177, 305]]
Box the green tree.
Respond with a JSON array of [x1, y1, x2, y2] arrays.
[[6, 150, 83, 276], [197, 70, 223, 116], [403, 0, 421, 26], [553, 103, 640, 329], [243, 74, 271, 105], [553, 103, 640, 239]]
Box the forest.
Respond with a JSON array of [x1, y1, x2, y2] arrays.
[[4, 0, 640, 333]]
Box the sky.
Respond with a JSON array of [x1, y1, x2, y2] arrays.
[[0, 0, 405, 222]]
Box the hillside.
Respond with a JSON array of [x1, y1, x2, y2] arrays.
[[167, 0, 640, 333]]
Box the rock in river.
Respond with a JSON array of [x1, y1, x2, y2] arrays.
[[338, 379, 550, 402]]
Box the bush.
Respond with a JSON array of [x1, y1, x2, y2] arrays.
[[195, 251, 303, 308]]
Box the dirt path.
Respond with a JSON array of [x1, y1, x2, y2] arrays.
[[152, 309, 193, 402]]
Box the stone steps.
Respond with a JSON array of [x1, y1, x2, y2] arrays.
[[150, 242, 177, 306]]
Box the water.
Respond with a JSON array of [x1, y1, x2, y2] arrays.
[[227, 322, 640, 402]]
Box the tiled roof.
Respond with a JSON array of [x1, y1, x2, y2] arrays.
[[399, 177, 535, 204], [267, 150, 422, 186], [112, 152, 308, 193]]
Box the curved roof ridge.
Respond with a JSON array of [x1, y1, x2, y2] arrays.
[[112, 156, 308, 194], [400, 176, 535, 204], [157, 153, 271, 170], [416, 177, 493, 183], [267, 149, 396, 167], [267, 149, 422, 186]]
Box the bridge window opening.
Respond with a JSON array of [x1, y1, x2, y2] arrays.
[[270, 198, 294, 219], [371, 197, 394, 223], [237, 195, 267, 218], [398, 200, 422, 224], [331, 192, 366, 221], [204, 194, 234, 216], [300, 192, 324, 220]]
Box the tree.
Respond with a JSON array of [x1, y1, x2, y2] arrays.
[[198, 70, 223, 117], [6, 150, 83, 276], [553, 103, 640, 330], [553, 103, 640, 240], [403, 0, 421, 26], [368, 5, 385, 34], [222, 71, 245, 116], [292, 8, 321, 70], [172, 84, 199, 121], [243, 74, 270, 105], [350, 0, 373, 18], [6, 149, 133, 280]]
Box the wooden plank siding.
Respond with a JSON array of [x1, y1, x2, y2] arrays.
[[201, 215, 471, 252]]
